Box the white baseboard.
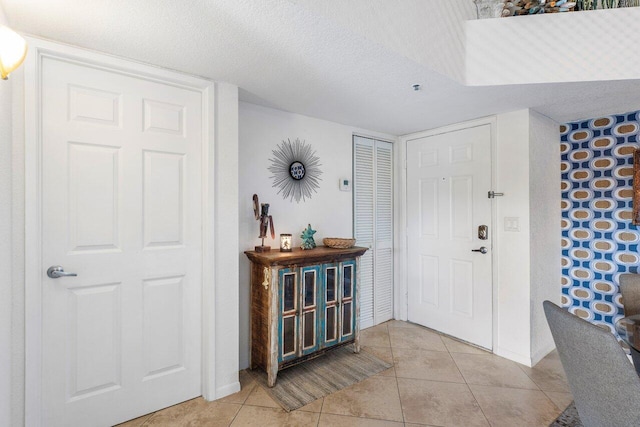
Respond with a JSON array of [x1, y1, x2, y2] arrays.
[[494, 346, 533, 367], [213, 381, 241, 401], [530, 340, 556, 367]]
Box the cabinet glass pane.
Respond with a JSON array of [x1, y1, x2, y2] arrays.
[[303, 311, 315, 349], [343, 265, 353, 299], [283, 273, 296, 312], [304, 271, 315, 307], [326, 306, 336, 342], [342, 302, 352, 336], [326, 267, 336, 302], [283, 316, 296, 356]]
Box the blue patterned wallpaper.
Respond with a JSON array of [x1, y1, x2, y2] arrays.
[[561, 111, 640, 334]]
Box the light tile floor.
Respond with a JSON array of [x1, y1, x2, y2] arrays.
[[117, 320, 572, 427]]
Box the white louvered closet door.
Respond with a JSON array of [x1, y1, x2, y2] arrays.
[[354, 136, 393, 329]]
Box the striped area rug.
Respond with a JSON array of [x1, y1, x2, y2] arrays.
[[251, 346, 392, 412]]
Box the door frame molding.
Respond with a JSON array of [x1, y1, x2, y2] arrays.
[[23, 38, 228, 426], [398, 116, 498, 351]]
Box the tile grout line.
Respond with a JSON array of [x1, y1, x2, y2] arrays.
[[388, 323, 407, 425], [317, 396, 325, 425], [449, 351, 550, 391], [541, 390, 571, 413], [449, 350, 493, 427], [227, 403, 242, 427], [314, 395, 323, 427], [515, 355, 574, 412], [447, 351, 473, 386], [318, 411, 406, 425], [515, 361, 543, 388], [234, 384, 250, 426], [465, 385, 495, 427], [514, 363, 568, 418], [225, 373, 258, 426]]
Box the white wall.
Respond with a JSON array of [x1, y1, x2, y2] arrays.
[[494, 110, 533, 364], [493, 109, 562, 366], [529, 110, 561, 364], [238, 102, 395, 368], [9, 75, 25, 427], [1, 8, 14, 427], [10, 67, 25, 427], [466, 8, 640, 85], [1, 8, 27, 426], [213, 82, 241, 397]]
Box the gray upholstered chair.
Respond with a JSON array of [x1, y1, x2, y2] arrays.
[[620, 273, 640, 317], [543, 300, 640, 427]]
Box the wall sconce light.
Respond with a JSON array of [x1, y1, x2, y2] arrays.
[[280, 234, 292, 252], [0, 25, 27, 80]]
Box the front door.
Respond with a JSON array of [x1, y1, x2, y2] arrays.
[[406, 124, 493, 349], [41, 56, 203, 426]]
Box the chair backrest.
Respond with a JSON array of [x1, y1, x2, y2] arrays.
[[620, 273, 640, 317], [543, 300, 640, 427]]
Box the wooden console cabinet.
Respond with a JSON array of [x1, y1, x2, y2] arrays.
[[245, 246, 367, 386]]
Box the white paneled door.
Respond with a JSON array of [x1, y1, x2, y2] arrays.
[[41, 57, 203, 426], [406, 125, 493, 349], [354, 136, 393, 330]]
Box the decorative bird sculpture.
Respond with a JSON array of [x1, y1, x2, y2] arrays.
[[253, 194, 275, 252]]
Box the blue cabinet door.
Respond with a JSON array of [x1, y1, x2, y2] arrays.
[[322, 263, 339, 347], [299, 265, 321, 356], [278, 259, 357, 364], [339, 260, 356, 343], [278, 268, 298, 364]]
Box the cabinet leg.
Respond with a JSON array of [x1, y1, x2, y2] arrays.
[[267, 368, 278, 387], [353, 338, 360, 354]]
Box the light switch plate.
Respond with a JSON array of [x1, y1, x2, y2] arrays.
[[339, 178, 351, 192], [504, 217, 520, 232]]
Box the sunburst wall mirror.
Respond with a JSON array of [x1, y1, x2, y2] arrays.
[[268, 138, 322, 203]]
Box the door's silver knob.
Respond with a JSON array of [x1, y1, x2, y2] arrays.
[[47, 266, 77, 279], [471, 247, 488, 254]]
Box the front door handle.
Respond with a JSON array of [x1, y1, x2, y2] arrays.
[[471, 247, 488, 254], [47, 266, 78, 279]]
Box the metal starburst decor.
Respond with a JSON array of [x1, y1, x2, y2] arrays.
[[268, 138, 322, 203]]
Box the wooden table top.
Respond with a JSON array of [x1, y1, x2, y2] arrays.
[[244, 246, 368, 267]]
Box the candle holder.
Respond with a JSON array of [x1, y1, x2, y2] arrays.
[[280, 234, 292, 252]]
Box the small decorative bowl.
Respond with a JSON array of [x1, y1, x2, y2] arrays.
[[323, 238, 356, 249]]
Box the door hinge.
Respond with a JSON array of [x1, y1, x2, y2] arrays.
[[488, 191, 504, 199]]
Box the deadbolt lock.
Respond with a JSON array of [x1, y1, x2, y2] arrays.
[[478, 225, 488, 240]]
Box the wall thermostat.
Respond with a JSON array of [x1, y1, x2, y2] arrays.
[[339, 178, 351, 192]]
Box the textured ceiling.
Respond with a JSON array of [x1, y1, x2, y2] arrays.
[[289, 0, 475, 83], [2, 0, 640, 135]]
